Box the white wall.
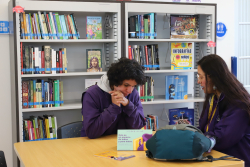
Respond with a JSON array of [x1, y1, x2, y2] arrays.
[[0, 1, 13, 167], [0, 0, 234, 167]]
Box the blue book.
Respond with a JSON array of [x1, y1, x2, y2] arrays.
[[41, 80, 44, 107], [231, 56, 237, 77], [169, 108, 190, 125], [165, 75, 178, 100], [176, 75, 188, 99], [52, 13, 59, 39]]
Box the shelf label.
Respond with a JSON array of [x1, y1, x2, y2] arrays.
[[0, 21, 9, 34]]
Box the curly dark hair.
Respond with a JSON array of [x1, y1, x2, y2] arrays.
[[198, 54, 250, 118], [107, 57, 146, 87]]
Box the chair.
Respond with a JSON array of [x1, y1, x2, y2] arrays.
[[57, 121, 83, 139], [0, 151, 7, 167]]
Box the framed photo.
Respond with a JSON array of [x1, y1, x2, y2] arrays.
[[86, 49, 102, 72]]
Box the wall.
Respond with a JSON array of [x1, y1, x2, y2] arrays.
[[0, 0, 234, 167]]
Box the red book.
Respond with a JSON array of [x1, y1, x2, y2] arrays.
[[140, 85, 144, 102], [22, 81, 29, 109], [59, 50, 63, 73], [145, 45, 149, 70], [46, 14, 52, 38], [27, 120, 32, 140], [128, 45, 132, 59], [56, 51, 59, 73], [41, 51, 45, 74], [21, 42, 23, 75], [67, 15, 73, 39]]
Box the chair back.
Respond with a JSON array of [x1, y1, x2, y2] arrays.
[[57, 121, 82, 139], [0, 151, 7, 167]]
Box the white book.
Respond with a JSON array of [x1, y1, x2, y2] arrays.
[[52, 49, 56, 74], [34, 47, 39, 74], [49, 12, 57, 39], [48, 116, 53, 138], [25, 14, 30, 39], [38, 11, 45, 39]]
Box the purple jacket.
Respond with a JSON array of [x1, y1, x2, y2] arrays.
[[199, 93, 250, 167], [81, 85, 145, 139]]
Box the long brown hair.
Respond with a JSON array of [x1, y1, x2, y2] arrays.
[[197, 54, 250, 118]]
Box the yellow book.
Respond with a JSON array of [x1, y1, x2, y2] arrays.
[[63, 48, 67, 73], [171, 42, 193, 70], [22, 12, 28, 39]]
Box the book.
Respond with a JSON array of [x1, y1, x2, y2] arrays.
[[169, 108, 194, 125], [86, 49, 102, 72], [170, 15, 198, 39], [94, 151, 135, 161], [117, 129, 152, 151], [165, 75, 188, 100], [86, 16, 102, 39], [171, 43, 193, 70]]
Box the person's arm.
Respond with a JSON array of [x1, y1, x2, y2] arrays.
[[205, 105, 249, 150], [121, 90, 146, 129], [82, 92, 121, 139]]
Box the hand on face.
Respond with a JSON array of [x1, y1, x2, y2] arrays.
[[109, 90, 129, 107]]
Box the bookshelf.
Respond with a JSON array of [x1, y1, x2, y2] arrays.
[[124, 2, 216, 127], [10, 0, 121, 142]]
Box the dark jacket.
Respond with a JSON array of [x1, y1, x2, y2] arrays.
[[199, 93, 250, 167]]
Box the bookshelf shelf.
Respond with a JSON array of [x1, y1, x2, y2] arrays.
[[22, 103, 82, 112], [141, 97, 204, 105], [128, 39, 210, 42], [21, 72, 106, 78], [20, 39, 118, 43]]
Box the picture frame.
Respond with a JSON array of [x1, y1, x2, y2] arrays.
[[86, 49, 102, 72]]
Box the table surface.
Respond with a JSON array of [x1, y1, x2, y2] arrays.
[[14, 134, 244, 167]]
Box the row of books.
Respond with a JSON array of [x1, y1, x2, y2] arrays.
[[128, 44, 160, 70], [169, 108, 194, 126], [128, 13, 157, 39], [23, 115, 57, 142], [142, 114, 159, 131], [166, 75, 188, 100], [21, 43, 68, 75], [22, 79, 63, 109], [20, 12, 80, 39], [136, 76, 154, 102]]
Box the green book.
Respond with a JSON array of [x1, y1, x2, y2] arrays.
[[51, 116, 56, 138], [29, 13, 34, 39], [144, 18, 148, 39], [55, 13, 63, 39], [54, 80, 59, 107]]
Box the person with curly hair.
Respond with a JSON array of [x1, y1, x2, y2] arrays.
[[81, 57, 146, 139], [87, 56, 102, 72], [197, 54, 250, 166]]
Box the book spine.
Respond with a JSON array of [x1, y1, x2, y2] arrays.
[[25, 14, 30, 39], [63, 48, 67, 73], [49, 12, 56, 39], [52, 13, 59, 39], [68, 15, 76, 39], [59, 50, 63, 73], [66, 15, 73, 39], [60, 81, 63, 106], [55, 13, 63, 39], [44, 46, 51, 74], [20, 42, 23, 74], [22, 12, 28, 39], [34, 13, 41, 39], [154, 13, 157, 39], [41, 14, 49, 40], [54, 80, 59, 107], [46, 13, 53, 39], [41, 51, 45, 74], [28, 13, 34, 39], [71, 14, 80, 39], [22, 81, 29, 109], [56, 51, 59, 73], [29, 47, 33, 74], [37, 12, 45, 39], [64, 15, 70, 39]]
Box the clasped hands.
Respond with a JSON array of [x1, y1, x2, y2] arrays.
[[109, 90, 129, 107]]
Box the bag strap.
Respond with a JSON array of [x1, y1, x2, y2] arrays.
[[201, 155, 242, 162]]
